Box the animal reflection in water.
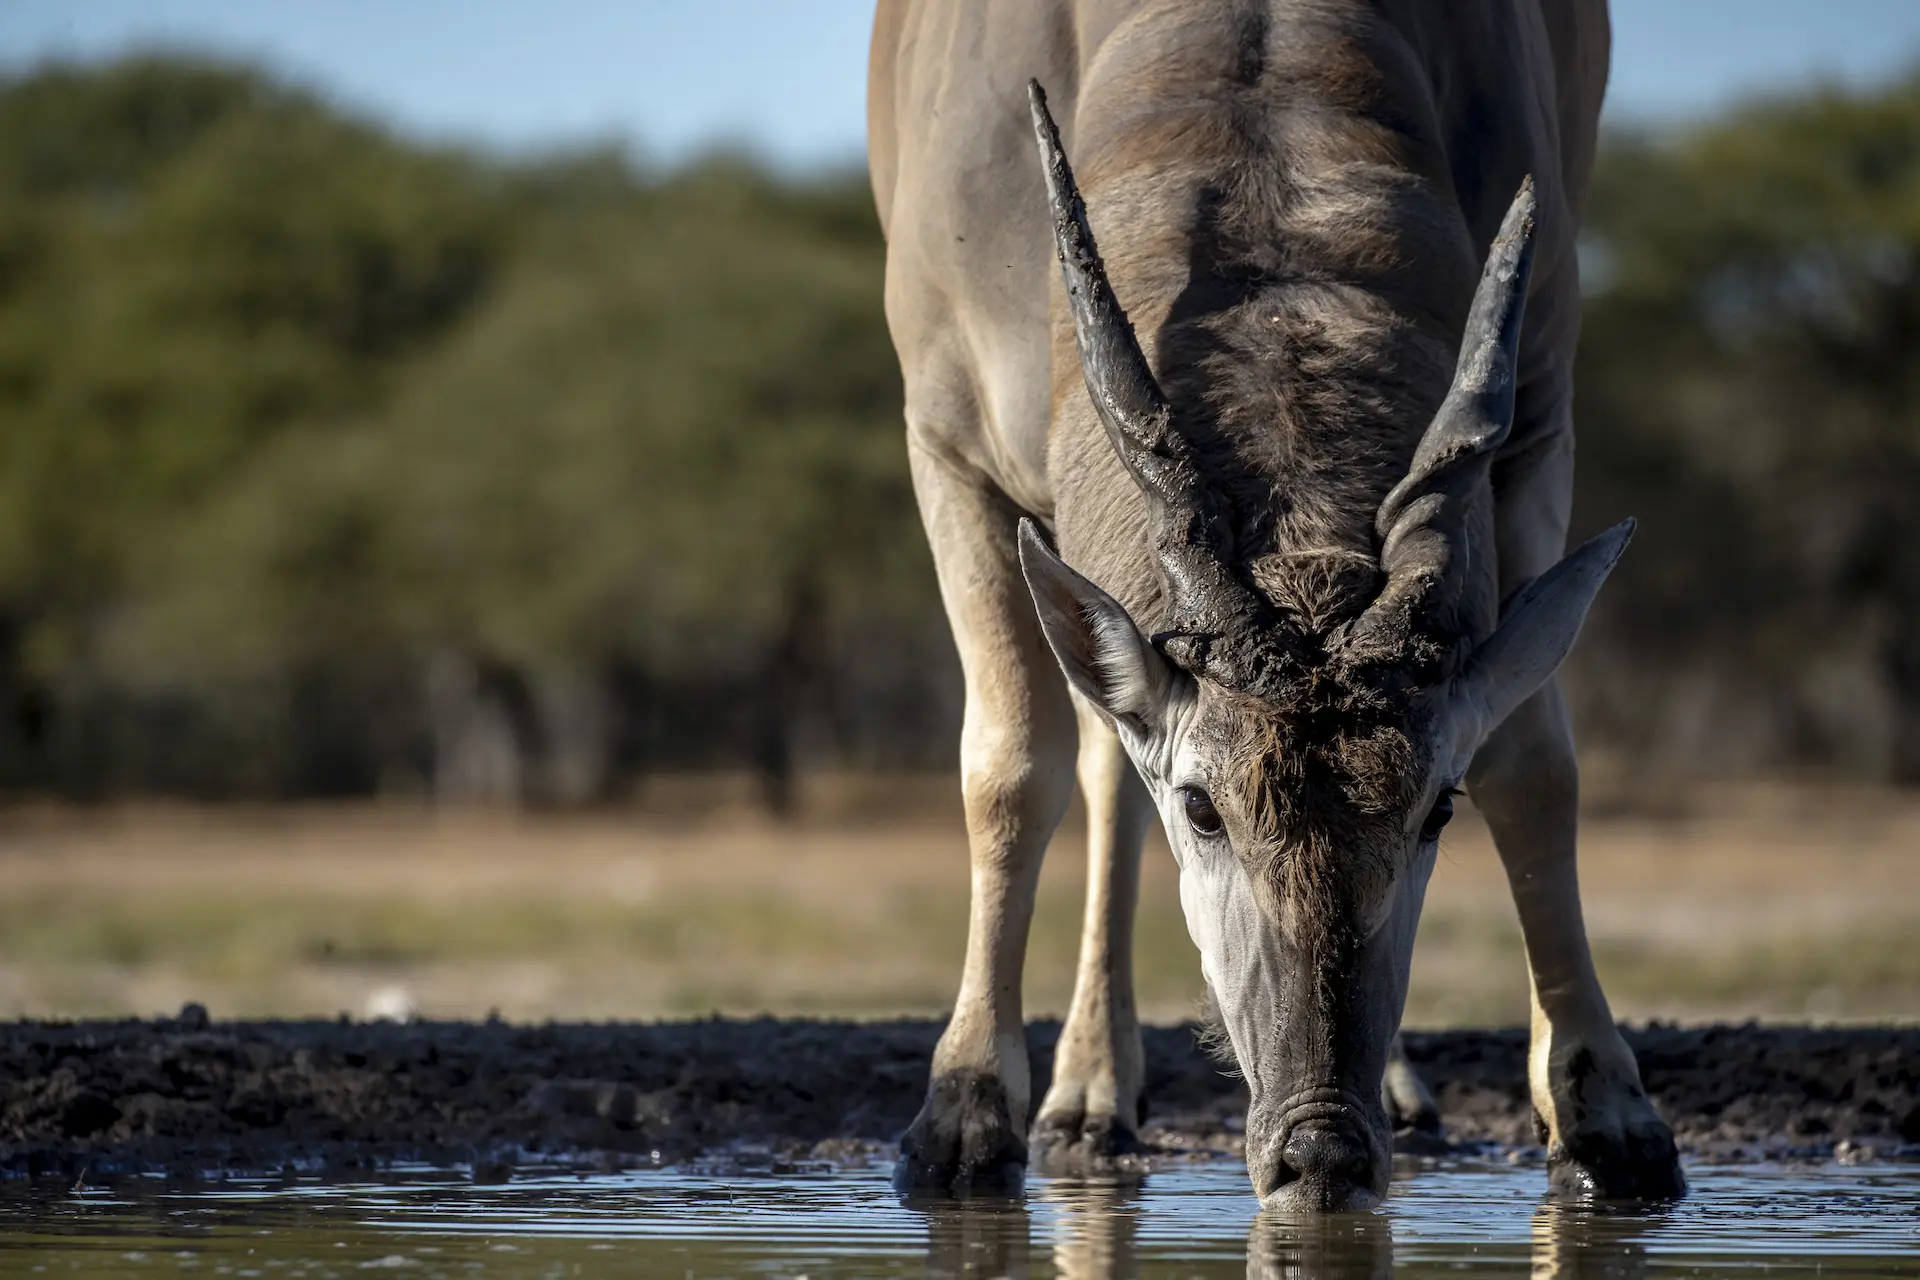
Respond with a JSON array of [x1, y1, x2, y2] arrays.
[[914, 1176, 1660, 1279]]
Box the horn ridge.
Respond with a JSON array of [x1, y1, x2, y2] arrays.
[[1028, 78, 1278, 684], [1349, 179, 1539, 665], [1374, 176, 1536, 545], [1027, 79, 1173, 468], [1376, 177, 1537, 545]]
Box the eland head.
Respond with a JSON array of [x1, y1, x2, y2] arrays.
[[1017, 82, 1631, 1212]]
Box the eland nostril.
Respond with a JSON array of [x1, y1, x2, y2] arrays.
[[1279, 1125, 1371, 1188]]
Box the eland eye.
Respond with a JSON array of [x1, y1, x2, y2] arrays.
[[1181, 786, 1224, 837], [1420, 790, 1458, 843]]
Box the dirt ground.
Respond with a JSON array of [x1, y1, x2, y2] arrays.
[[0, 1017, 1914, 1181], [0, 786, 1913, 1181], [0, 780, 1914, 1027]]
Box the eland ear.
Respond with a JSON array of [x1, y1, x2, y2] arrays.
[[1457, 520, 1634, 737], [1017, 518, 1172, 733]]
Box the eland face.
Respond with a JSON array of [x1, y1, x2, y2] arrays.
[[1018, 83, 1632, 1211], [873, 2, 1680, 1210]]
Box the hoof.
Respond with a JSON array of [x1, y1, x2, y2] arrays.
[[1029, 1107, 1146, 1174], [892, 1069, 1027, 1200], [1548, 1119, 1687, 1203], [1383, 1053, 1441, 1135]]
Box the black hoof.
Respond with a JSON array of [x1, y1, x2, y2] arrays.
[[1548, 1123, 1687, 1203], [1387, 1091, 1441, 1136], [1384, 1057, 1441, 1135], [1029, 1109, 1145, 1174], [892, 1070, 1027, 1200]]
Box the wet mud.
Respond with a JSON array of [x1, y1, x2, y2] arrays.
[[1, 1017, 1914, 1180]]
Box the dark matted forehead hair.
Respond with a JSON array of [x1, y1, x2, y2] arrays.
[[1210, 678, 1425, 935]]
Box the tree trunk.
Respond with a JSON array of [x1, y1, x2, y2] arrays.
[[754, 584, 822, 817], [424, 650, 543, 804], [1887, 597, 1920, 786]]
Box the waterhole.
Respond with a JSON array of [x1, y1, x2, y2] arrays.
[[3, 1160, 1915, 1277]]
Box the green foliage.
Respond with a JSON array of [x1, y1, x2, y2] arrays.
[[1574, 76, 1920, 778], [131, 158, 919, 678], [0, 56, 933, 797], [8, 53, 1920, 794], [0, 57, 502, 680]]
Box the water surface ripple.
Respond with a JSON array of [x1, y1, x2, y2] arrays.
[[3, 1159, 1916, 1277]]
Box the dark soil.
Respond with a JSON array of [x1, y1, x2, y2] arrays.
[[1, 1017, 1914, 1180]]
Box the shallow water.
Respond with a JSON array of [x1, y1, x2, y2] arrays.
[[2, 1159, 1916, 1278]]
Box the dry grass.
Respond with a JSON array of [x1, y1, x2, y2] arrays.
[[0, 779, 1913, 1026]]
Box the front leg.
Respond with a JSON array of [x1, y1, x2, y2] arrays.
[[1031, 696, 1152, 1169], [1383, 1034, 1440, 1134], [1467, 682, 1684, 1201], [893, 446, 1080, 1198]]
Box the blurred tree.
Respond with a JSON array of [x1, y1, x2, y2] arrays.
[[139, 157, 935, 803], [1574, 75, 1920, 782], [0, 57, 943, 802], [0, 58, 504, 793], [11, 53, 1920, 799]]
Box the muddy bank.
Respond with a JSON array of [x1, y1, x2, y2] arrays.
[[1, 1018, 1915, 1180]]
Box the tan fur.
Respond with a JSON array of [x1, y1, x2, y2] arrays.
[[873, 0, 1673, 1196]]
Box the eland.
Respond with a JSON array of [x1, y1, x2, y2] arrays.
[[868, 0, 1683, 1210]]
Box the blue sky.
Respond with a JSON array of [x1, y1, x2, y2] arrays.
[[5, 1, 1920, 168]]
